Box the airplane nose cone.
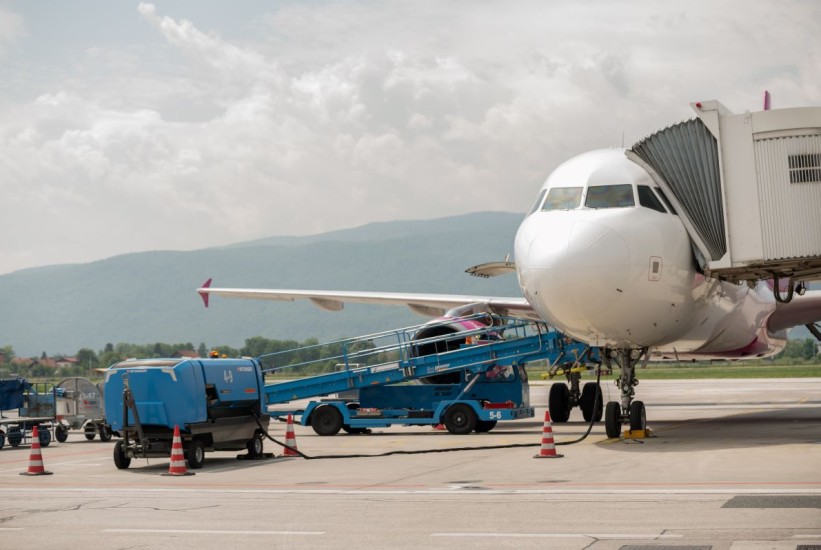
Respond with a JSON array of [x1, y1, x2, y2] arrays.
[[518, 217, 631, 339]]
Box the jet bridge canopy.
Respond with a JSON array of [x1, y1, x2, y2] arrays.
[[628, 100, 821, 289]]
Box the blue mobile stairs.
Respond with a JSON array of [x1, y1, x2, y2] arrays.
[[260, 315, 599, 435]]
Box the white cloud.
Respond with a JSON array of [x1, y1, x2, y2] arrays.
[[0, 0, 820, 274]]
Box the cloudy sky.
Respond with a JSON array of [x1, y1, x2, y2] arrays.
[[0, 1, 818, 275]]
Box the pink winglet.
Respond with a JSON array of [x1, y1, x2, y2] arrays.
[[198, 278, 212, 308]]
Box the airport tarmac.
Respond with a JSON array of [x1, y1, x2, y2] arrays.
[[1, 378, 820, 549]]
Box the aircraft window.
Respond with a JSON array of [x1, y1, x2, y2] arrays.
[[654, 187, 678, 215], [638, 185, 666, 213], [526, 189, 547, 216], [584, 184, 634, 208], [541, 187, 583, 211]]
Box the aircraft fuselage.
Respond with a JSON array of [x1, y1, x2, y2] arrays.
[[514, 148, 785, 358]]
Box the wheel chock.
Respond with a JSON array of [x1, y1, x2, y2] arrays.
[[622, 428, 654, 439]]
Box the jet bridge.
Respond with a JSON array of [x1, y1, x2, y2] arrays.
[[628, 100, 821, 299]]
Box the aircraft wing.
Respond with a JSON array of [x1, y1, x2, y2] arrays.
[[197, 279, 538, 319], [768, 289, 821, 332]]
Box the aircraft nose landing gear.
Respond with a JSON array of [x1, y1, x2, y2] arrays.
[[603, 348, 648, 439]]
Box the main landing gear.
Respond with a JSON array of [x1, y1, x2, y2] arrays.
[[603, 347, 649, 439], [547, 363, 603, 423]]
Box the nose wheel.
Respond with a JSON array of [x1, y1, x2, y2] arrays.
[[603, 347, 648, 438]]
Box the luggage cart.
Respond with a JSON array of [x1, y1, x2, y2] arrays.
[[54, 377, 111, 442], [0, 378, 57, 449]]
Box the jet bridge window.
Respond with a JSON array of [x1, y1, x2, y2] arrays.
[[584, 184, 634, 208], [637, 185, 667, 213], [541, 187, 583, 211]]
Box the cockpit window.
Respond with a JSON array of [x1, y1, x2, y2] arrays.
[[654, 187, 678, 215], [526, 189, 547, 216], [638, 185, 666, 213], [584, 184, 634, 208], [541, 187, 583, 211]]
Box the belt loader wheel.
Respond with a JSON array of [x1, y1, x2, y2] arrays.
[[0, 433, 5, 450], [113, 440, 131, 470], [444, 403, 476, 435], [311, 404, 343, 436], [38, 428, 51, 447], [474, 420, 497, 433]]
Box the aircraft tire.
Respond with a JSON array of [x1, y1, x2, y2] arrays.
[[580, 382, 603, 422], [548, 383, 571, 423], [605, 401, 621, 438], [629, 400, 646, 431]]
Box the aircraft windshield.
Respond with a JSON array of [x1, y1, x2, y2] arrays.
[[637, 185, 666, 213], [527, 189, 547, 216], [542, 187, 583, 211], [584, 184, 635, 208]]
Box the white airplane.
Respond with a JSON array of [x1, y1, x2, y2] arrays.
[[198, 101, 821, 438]]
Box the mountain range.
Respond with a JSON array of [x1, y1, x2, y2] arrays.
[[2, 210, 813, 357], [1, 212, 524, 356]]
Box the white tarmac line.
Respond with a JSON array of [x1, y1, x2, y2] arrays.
[[3, 487, 821, 496], [431, 532, 682, 539], [102, 528, 324, 536]]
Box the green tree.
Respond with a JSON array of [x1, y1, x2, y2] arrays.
[[1, 345, 14, 365], [76, 348, 99, 371]]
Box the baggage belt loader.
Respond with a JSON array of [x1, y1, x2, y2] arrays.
[[262, 316, 599, 435]]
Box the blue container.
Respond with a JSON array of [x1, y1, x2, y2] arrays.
[[104, 358, 265, 432]]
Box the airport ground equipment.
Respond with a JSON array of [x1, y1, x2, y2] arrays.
[[104, 358, 269, 470], [0, 378, 58, 450], [260, 315, 599, 435], [53, 377, 110, 443]]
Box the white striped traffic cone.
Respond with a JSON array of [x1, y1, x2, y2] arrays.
[[162, 425, 194, 476], [282, 414, 299, 457], [533, 410, 564, 458], [20, 426, 53, 476]]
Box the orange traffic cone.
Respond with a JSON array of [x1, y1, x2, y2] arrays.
[[433, 424, 446, 431], [282, 414, 299, 457], [20, 426, 53, 476], [162, 425, 194, 476], [533, 410, 564, 459]]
